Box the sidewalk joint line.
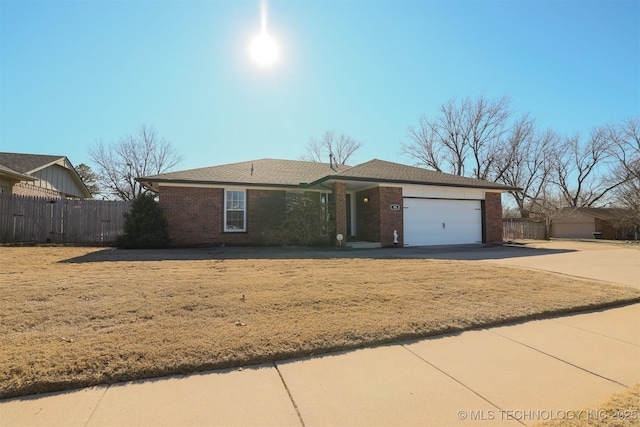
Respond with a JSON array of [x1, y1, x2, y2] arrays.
[[83, 384, 110, 427], [552, 318, 640, 347], [273, 362, 306, 427], [400, 344, 527, 426], [488, 330, 630, 388]]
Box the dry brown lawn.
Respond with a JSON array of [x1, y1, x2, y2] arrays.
[[534, 383, 640, 427], [1, 246, 639, 399]]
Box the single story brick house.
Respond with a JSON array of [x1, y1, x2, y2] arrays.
[[139, 158, 517, 247]]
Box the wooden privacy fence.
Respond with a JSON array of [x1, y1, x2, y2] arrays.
[[503, 218, 547, 241], [0, 194, 131, 244]]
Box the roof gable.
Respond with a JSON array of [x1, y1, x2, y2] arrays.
[[0, 152, 92, 198], [0, 153, 67, 174]]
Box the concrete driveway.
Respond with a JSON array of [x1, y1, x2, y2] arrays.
[[425, 240, 639, 290]]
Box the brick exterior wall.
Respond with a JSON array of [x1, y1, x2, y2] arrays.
[[12, 182, 64, 199], [355, 187, 403, 247], [332, 182, 347, 246], [355, 188, 380, 241], [159, 184, 504, 247], [595, 218, 623, 240], [379, 187, 403, 247], [158, 186, 286, 247], [483, 192, 503, 243]]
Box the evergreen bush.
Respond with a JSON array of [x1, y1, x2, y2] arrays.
[[115, 192, 170, 249]]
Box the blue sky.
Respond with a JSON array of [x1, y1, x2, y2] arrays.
[[1, 0, 638, 172]]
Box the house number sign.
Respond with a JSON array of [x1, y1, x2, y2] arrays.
[[390, 204, 400, 211]]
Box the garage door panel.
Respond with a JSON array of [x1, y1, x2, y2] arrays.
[[403, 199, 482, 246]]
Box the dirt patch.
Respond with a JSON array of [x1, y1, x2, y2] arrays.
[[2, 246, 639, 399]]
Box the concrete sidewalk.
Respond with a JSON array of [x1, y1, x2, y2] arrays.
[[1, 241, 638, 426], [1, 304, 637, 427]]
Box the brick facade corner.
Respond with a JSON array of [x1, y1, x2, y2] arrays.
[[484, 192, 503, 243], [355, 186, 403, 247], [333, 182, 347, 245]]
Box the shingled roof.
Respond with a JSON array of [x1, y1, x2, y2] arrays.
[[0, 162, 36, 181], [309, 159, 516, 190], [0, 152, 92, 198], [0, 153, 66, 174], [139, 159, 341, 188], [139, 158, 518, 191], [560, 207, 635, 222]]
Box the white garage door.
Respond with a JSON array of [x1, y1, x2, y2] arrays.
[[403, 198, 482, 246]]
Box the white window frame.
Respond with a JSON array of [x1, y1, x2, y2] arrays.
[[224, 189, 247, 232]]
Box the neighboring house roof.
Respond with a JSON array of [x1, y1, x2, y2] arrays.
[[558, 207, 634, 222], [0, 152, 92, 198], [139, 158, 518, 192], [0, 153, 68, 174], [0, 162, 36, 181]]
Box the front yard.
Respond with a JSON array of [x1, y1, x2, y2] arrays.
[[1, 246, 639, 399]]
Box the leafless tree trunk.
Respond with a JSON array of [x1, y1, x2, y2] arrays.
[[495, 115, 561, 218], [607, 116, 640, 181], [402, 95, 512, 180], [527, 185, 567, 239], [606, 116, 640, 237], [402, 115, 444, 173], [89, 125, 183, 201], [465, 96, 511, 180], [550, 127, 622, 207], [300, 131, 361, 165]]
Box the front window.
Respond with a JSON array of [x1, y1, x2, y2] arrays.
[[224, 190, 246, 232]]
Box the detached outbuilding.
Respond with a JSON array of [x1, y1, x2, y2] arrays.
[[139, 158, 517, 248], [551, 207, 638, 240]]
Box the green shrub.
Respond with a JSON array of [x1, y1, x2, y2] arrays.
[[255, 192, 332, 246], [115, 192, 170, 249]]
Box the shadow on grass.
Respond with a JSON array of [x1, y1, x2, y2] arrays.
[[59, 244, 576, 264]]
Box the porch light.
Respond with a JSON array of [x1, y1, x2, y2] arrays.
[[363, 197, 369, 203]]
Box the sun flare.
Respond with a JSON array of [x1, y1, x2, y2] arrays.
[[249, 31, 278, 67]]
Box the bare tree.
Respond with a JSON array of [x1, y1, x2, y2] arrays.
[[403, 115, 444, 173], [300, 131, 361, 165], [550, 127, 623, 207], [607, 116, 640, 181], [606, 116, 640, 238], [527, 185, 566, 239], [466, 96, 511, 180], [494, 115, 561, 217], [611, 176, 640, 240], [402, 95, 513, 180], [89, 125, 183, 201]]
